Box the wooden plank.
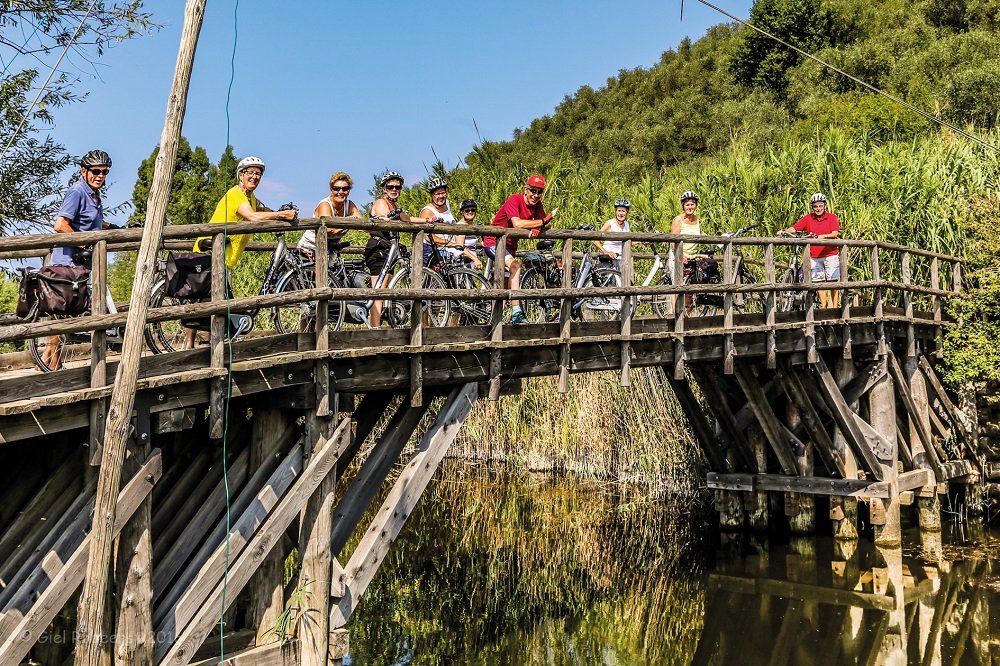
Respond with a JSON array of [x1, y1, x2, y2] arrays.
[[886, 354, 943, 481], [558, 235, 573, 393], [672, 240, 686, 379], [688, 366, 757, 472], [707, 473, 893, 498], [0, 450, 162, 666], [733, 365, 799, 475], [938, 459, 975, 480], [839, 246, 852, 358], [898, 468, 935, 492], [841, 361, 885, 405], [409, 230, 424, 407], [208, 233, 227, 441], [156, 419, 350, 665], [775, 367, 846, 478], [89, 240, 108, 463], [188, 638, 300, 666], [708, 573, 895, 611], [314, 225, 331, 418], [764, 243, 777, 368], [811, 356, 884, 481], [620, 239, 633, 387], [665, 372, 730, 472], [918, 355, 981, 468], [330, 383, 480, 628], [153, 444, 304, 649]]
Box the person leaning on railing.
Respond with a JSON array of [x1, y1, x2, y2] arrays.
[[591, 197, 632, 269], [185, 155, 297, 348], [296, 171, 364, 259], [453, 199, 483, 270], [670, 190, 705, 312], [780, 192, 841, 309]]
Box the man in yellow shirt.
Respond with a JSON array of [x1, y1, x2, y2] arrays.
[[194, 155, 297, 268]]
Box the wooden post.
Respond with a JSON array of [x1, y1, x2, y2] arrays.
[[830, 357, 859, 541], [619, 238, 633, 387], [904, 357, 941, 534], [76, 1, 206, 663], [902, 251, 915, 358], [558, 236, 573, 394], [869, 370, 900, 547], [802, 243, 817, 363], [746, 424, 768, 531], [297, 413, 337, 666], [488, 233, 506, 401], [672, 240, 686, 379], [208, 232, 227, 440], [409, 230, 424, 407], [89, 239, 108, 464], [722, 242, 734, 375], [248, 410, 288, 646], [839, 246, 852, 359], [871, 246, 886, 357], [314, 225, 331, 420], [764, 243, 776, 369]]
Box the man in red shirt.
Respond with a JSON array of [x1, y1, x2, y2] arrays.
[[483, 174, 556, 324], [781, 192, 842, 308]]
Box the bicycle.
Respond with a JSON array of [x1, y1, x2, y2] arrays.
[[518, 227, 624, 323], [775, 230, 816, 311]]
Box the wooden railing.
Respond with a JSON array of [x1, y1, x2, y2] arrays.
[[0, 218, 963, 398]]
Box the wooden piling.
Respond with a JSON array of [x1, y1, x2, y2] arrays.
[[869, 369, 900, 547]]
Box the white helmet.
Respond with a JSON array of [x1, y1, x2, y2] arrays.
[[810, 192, 827, 203], [237, 155, 265, 175]]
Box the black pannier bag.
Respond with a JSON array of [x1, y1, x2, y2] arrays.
[[34, 265, 91, 315], [693, 256, 723, 308], [16, 268, 38, 317], [164, 252, 212, 300]]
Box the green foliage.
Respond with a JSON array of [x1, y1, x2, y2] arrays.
[[0, 2, 157, 233]]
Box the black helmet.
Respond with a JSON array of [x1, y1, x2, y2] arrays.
[[680, 190, 698, 204], [459, 198, 478, 211], [614, 198, 631, 209], [425, 176, 448, 193], [380, 170, 404, 187], [81, 149, 112, 168]]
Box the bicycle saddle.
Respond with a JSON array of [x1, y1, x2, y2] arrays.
[[536, 240, 556, 251], [330, 241, 351, 252]]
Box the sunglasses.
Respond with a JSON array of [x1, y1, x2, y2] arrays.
[[88, 168, 110, 176], [330, 186, 351, 192], [384, 184, 402, 191], [526, 186, 544, 195], [462, 208, 478, 214]]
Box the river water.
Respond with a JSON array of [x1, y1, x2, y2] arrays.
[[343, 461, 1000, 665]]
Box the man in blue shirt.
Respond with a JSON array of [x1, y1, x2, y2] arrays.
[[52, 149, 115, 267]]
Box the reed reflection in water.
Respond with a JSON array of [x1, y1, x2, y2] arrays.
[[343, 460, 1000, 665], [344, 460, 709, 665]]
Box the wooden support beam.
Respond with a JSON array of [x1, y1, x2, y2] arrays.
[[802, 244, 817, 364], [330, 398, 431, 557], [706, 471, 928, 500], [707, 573, 895, 612], [775, 367, 845, 478], [208, 232, 227, 440], [723, 243, 735, 375], [733, 365, 800, 475], [156, 418, 350, 665], [0, 450, 161, 666], [868, 369, 900, 546], [839, 246, 852, 359], [409, 230, 425, 407], [152, 444, 303, 638], [314, 224, 331, 420], [89, 239, 108, 464], [330, 383, 480, 628], [688, 366, 756, 472], [886, 354, 943, 481], [764, 243, 777, 369], [664, 372, 730, 472], [810, 356, 884, 481], [917, 355, 981, 470], [672, 240, 686, 379], [841, 360, 885, 405], [488, 233, 506, 401], [620, 238, 633, 387]]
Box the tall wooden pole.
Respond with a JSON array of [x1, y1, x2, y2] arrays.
[[75, 2, 207, 664]]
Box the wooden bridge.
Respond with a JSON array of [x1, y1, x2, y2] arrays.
[[0, 219, 988, 665]]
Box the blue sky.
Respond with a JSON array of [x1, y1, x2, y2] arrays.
[[47, 0, 753, 218]]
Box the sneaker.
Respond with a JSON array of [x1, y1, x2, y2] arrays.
[[510, 310, 529, 325]]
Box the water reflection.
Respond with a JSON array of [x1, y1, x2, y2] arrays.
[[344, 462, 1000, 666], [697, 524, 1000, 665]]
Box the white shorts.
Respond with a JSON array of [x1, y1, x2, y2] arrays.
[[811, 255, 841, 282]]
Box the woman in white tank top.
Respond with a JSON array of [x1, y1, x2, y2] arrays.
[[420, 177, 461, 263], [297, 171, 363, 254], [593, 198, 632, 268]]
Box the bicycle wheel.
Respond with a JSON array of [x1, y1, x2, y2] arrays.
[[27, 319, 79, 372], [579, 267, 623, 321], [734, 268, 765, 314], [448, 269, 492, 326], [145, 280, 192, 354], [651, 273, 673, 319], [272, 270, 345, 334], [384, 267, 450, 328], [777, 269, 800, 312], [518, 267, 553, 323]]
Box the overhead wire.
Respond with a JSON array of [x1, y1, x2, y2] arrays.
[[691, 0, 1000, 154], [219, 0, 241, 660], [0, 0, 100, 160]]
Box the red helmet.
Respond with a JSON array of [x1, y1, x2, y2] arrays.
[[526, 174, 546, 190]]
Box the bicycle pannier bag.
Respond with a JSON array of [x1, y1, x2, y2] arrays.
[[694, 257, 720, 284], [16, 268, 40, 318], [165, 252, 212, 300], [36, 265, 91, 315]]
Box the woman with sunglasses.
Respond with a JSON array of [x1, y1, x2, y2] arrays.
[[366, 171, 411, 326], [297, 171, 364, 258], [454, 199, 483, 270]]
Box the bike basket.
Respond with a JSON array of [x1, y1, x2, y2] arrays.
[[165, 252, 212, 300], [35, 265, 91, 315]]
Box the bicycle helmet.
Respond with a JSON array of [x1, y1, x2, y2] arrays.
[[680, 191, 699, 204], [810, 192, 827, 203], [459, 198, 478, 211], [425, 176, 448, 193], [80, 149, 112, 168], [380, 170, 404, 187], [614, 198, 631, 209], [237, 155, 265, 175]]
